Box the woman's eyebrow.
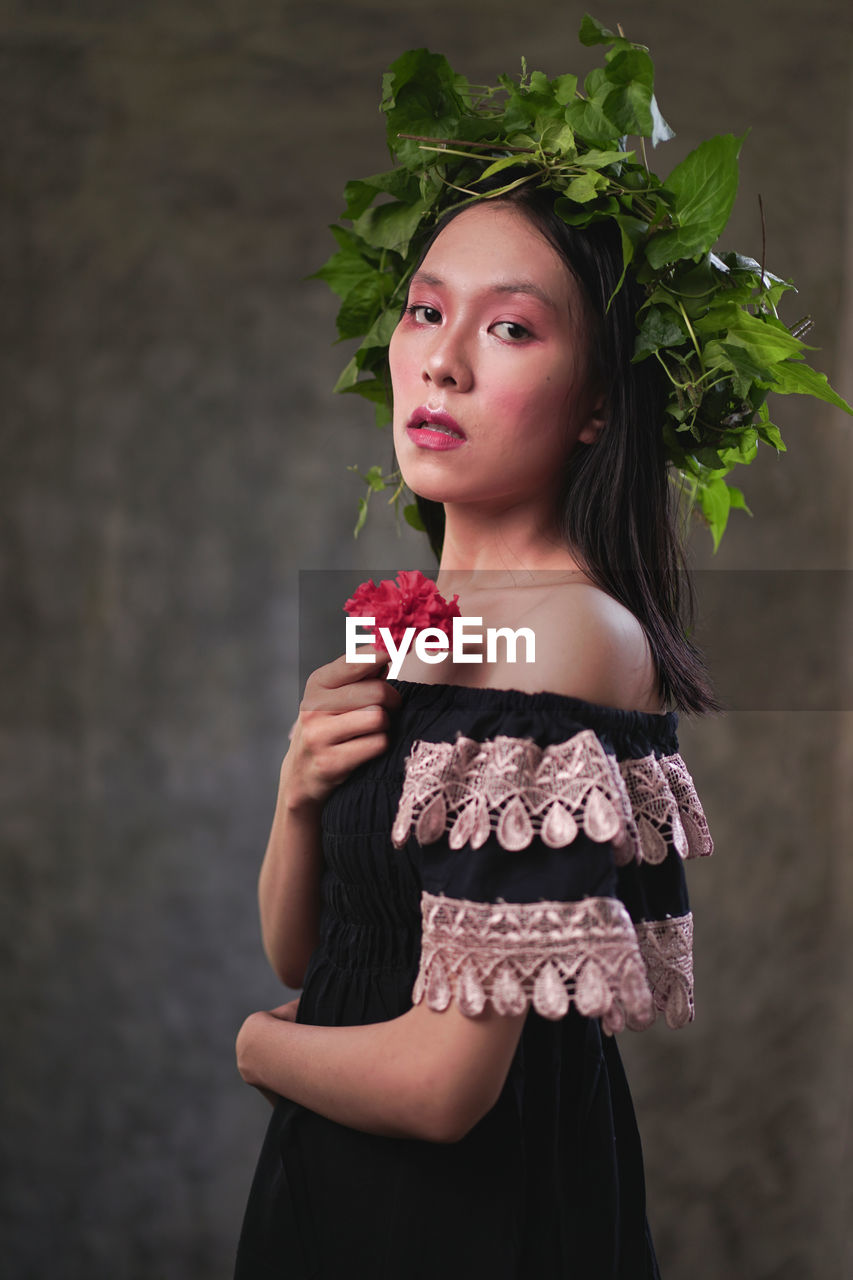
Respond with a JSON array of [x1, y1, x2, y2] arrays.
[[410, 270, 558, 310], [492, 281, 558, 309], [410, 270, 444, 289]]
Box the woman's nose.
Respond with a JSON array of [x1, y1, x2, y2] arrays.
[[422, 329, 473, 392]]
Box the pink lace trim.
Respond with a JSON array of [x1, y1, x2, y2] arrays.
[[659, 755, 714, 859], [619, 753, 713, 863], [391, 733, 711, 865], [414, 893, 695, 1031], [635, 914, 695, 1028], [414, 892, 658, 1033]]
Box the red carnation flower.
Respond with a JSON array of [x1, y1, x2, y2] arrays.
[[344, 570, 460, 652]]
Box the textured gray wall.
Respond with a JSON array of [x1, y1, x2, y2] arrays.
[[1, 2, 851, 1277]]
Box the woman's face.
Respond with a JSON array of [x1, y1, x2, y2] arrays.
[[388, 202, 602, 520]]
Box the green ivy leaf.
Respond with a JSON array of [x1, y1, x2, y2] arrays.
[[554, 195, 619, 226], [403, 503, 426, 531], [478, 154, 527, 183], [337, 375, 389, 407], [374, 399, 393, 428], [646, 134, 742, 268], [755, 419, 787, 451], [720, 250, 788, 289], [702, 339, 775, 396], [721, 309, 806, 364], [605, 47, 655, 89], [334, 276, 386, 341], [668, 133, 742, 233], [633, 307, 688, 360], [728, 485, 750, 513], [575, 147, 634, 168], [504, 130, 537, 150], [717, 429, 758, 465], [698, 475, 736, 551], [343, 168, 422, 220], [766, 359, 853, 413], [353, 197, 431, 254], [333, 356, 360, 393], [357, 307, 400, 356], [354, 496, 369, 537], [603, 81, 654, 136], [578, 14, 618, 45], [563, 97, 619, 147], [501, 74, 564, 136], [563, 172, 602, 203], [615, 213, 649, 246], [553, 72, 579, 104], [500, 88, 538, 132], [584, 67, 609, 99], [667, 256, 728, 309], [382, 49, 469, 168], [381, 48, 467, 108], [311, 226, 377, 300]]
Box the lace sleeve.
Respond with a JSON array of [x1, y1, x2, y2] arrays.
[[392, 729, 710, 1030]]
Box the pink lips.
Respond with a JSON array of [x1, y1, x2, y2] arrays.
[[405, 408, 466, 451]]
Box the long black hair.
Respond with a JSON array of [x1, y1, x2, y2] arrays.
[[407, 182, 717, 714]]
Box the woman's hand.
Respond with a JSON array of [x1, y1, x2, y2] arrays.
[[281, 649, 402, 812], [236, 1001, 299, 1106], [269, 998, 300, 1022], [235, 999, 526, 1142], [237, 1006, 297, 1107]]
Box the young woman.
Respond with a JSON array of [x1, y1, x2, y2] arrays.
[[233, 184, 714, 1278]]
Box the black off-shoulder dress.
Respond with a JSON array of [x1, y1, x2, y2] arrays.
[[234, 681, 712, 1280]]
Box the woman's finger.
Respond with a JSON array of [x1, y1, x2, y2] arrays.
[[315, 648, 390, 691], [300, 702, 392, 748], [269, 999, 300, 1022], [306, 733, 390, 784], [301, 674, 400, 717]]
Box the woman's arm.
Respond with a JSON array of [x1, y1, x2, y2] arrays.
[[236, 998, 526, 1143], [257, 794, 324, 989], [259, 650, 401, 988]]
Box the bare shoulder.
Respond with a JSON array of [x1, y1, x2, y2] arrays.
[[496, 582, 663, 712]]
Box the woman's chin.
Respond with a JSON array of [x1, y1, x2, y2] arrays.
[[395, 468, 448, 506]]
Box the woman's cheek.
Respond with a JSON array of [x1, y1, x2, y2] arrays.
[[389, 318, 421, 368], [489, 384, 548, 432], [389, 331, 412, 453]]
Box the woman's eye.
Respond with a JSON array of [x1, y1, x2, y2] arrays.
[[492, 320, 531, 342], [408, 304, 442, 324]]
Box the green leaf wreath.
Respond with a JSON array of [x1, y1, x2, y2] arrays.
[[315, 14, 851, 549]]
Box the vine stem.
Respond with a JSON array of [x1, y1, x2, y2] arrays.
[[652, 348, 718, 394], [440, 173, 537, 199], [677, 300, 705, 372], [397, 132, 534, 154]]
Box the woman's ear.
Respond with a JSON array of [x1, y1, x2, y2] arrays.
[[577, 391, 607, 446]]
